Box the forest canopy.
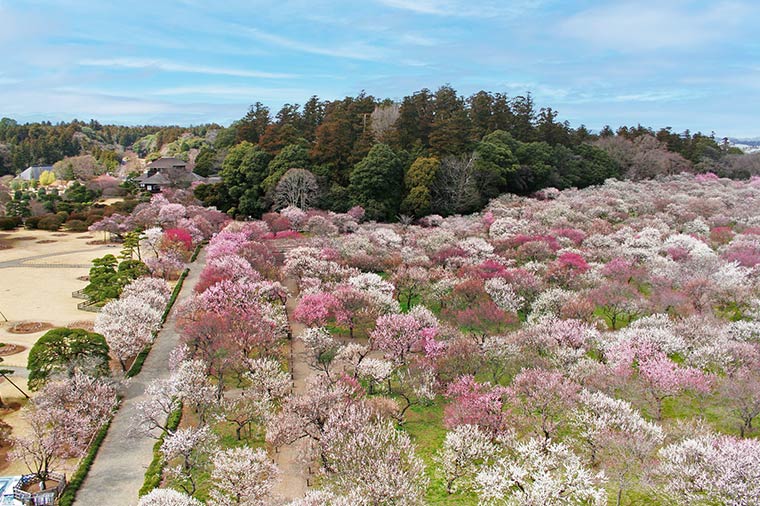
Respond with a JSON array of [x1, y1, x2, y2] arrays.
[[2, 85, 755, 221]]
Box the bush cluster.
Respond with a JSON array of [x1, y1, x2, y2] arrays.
[[0, 216, 21, 230]]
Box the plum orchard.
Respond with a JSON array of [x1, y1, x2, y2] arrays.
[[83, 174, 760, 504]]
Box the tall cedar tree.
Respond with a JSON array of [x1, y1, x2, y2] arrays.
[[349, 143, 404, 221]]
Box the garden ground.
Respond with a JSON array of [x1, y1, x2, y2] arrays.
[[0, 229, 115, 474]]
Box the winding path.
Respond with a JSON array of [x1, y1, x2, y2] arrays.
[[74, 250, 205, 506]]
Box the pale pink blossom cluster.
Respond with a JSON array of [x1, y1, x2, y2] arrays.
[[10, 373, 119, 482], [658, 434, 760, 505], [95, 286, 165, 371], [475, 437, 607, 506]]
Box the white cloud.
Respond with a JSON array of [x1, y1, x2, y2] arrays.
[[78, 58, 295, 79], [560, 1, 751, 51], [608, 90, 703, 103], [399, 33, 439, 46], [377, 0, 450, 15], [244, 28, 387, 61], [376, 0, 547, 17], [150, 85, 313, 101], [0, 87, 244, 125]]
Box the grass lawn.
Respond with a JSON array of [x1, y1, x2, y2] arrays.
[[403, 401, 479, 505]]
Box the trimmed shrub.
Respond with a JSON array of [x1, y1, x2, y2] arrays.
[[38, 214, 65, 231], [24, 216, 42, 229], [0, 216, 21, 230], [66, 219, 89, 232], [139, 405, 183, 496], [58, 416, 114, 506]]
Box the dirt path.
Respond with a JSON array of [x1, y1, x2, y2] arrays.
[[273, 276, 311, 503], [74, 251, 205, 506], [0, 248, 100, 268]]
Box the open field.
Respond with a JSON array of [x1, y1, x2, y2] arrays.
[[0, 229, 117, 474]]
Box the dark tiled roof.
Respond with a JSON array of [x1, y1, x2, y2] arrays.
[[146, 157, 187, 170], [140, 172, 172, 185]]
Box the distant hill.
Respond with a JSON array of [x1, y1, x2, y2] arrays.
[[729, 137, 760, 153]]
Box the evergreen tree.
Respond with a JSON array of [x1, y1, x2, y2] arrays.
[[236, 102, 271, 144], [262, 141, 311, 194], [429, 85, 472, 156], [349, 143, 404, 221], [473, 130, 519, 200], [401, 156, 440, 217], [393, 89, 434, 152], [27, 328, 110, 390], [193, 147, 216, 177], [220, 141, 271, 217], [510, 94, 537, 142]]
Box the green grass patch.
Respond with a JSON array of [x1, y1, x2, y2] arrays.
[[325, 324, 352, 339], [593, 306, 638, 330], [403, 401, 478, 505], [399, 294, 422, 313]]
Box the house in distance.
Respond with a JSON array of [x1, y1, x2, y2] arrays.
[[136, 157, 215, 193], [17, 165, 54, 181]]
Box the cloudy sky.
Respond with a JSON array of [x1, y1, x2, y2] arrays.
[[1, 0, 758, 136]]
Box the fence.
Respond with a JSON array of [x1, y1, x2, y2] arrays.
[[72, 289, 102, 313], [76, 300, 101, 313], [71, 289, 88, 300], [13, 472, 67, 505]]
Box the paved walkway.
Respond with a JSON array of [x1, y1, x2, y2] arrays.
[[273, 277, 311, 503], [75, 251, 205, 506], [0, 248, 99, 269]]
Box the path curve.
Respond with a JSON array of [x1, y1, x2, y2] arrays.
[[74, 251, 205, 506]]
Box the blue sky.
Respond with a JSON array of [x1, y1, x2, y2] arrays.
[[0, 0, 758, 137]]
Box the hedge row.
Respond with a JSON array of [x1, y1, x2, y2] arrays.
[[126, 267, 189, 379], [137, 249, 200, 495], [139, 404, 183, 496], [58, 412, 115, 506], [162, 268, 190, 322], [190, 243, 203, 262]]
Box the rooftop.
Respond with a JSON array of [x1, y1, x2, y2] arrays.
[[146, 157, 187, 170], [17, 165, 54, 181]]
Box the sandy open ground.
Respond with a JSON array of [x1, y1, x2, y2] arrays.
[[0, 229, 118, 474]]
